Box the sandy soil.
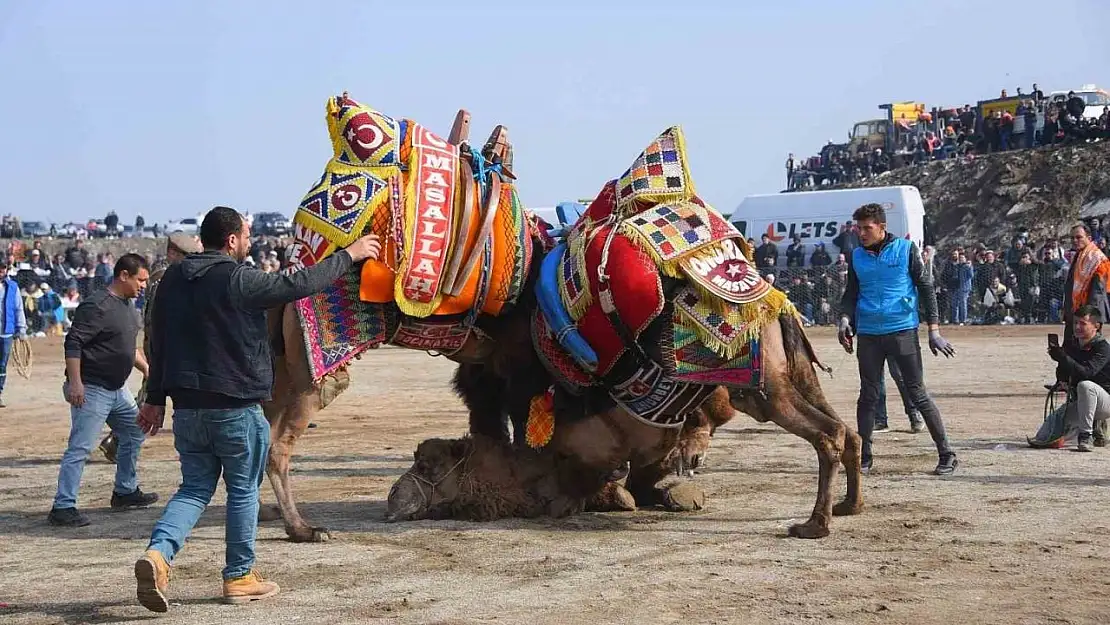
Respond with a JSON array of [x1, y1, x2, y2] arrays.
[[2, 326, 1108, 625]]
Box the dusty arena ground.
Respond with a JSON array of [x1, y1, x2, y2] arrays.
[[2, 325, 1108, 624]]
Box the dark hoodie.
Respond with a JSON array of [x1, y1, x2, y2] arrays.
[[145, 250, 353, 409]]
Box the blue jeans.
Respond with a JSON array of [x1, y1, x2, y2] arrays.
[[147, 405, 270, 580], [0, 335, 12, 394], [950, 291, 969, 324], [53, 381, 144, 509]]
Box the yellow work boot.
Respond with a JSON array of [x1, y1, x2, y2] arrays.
[[134, 549, 171, 613], [222, 570, 280, 604]]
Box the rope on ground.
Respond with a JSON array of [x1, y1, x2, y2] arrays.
[[13, 338, 32, 379]]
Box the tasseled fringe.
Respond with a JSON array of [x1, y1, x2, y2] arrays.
[[525, 387, 556, 449], [675, 288, 793, 360]]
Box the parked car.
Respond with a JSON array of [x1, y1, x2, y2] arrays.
[[22, 221, 51, 237], [254, 211, 291, 236], [169, 218, 199, 234]]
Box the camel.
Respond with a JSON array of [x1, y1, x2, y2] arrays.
[[261, 293, 732, 540], [397, 310, 862, 539], [261, 113, 858, 541], [385, 391, 732, 523]]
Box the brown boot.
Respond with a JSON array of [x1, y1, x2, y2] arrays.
[[134, 549, 171, 613], [223, 570, 280, 604]]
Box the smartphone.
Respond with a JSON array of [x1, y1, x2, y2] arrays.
[[1048, 333, 1060, 348]]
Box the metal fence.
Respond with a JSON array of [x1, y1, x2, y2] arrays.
[[764, 261, 1066, 326]]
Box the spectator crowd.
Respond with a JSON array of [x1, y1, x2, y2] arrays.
[[786, 84, 1110, 191], [749, 217, 1110, 329], [3, 234, 294, 337]]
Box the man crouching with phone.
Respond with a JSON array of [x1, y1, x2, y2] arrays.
[[1048, 305, 1110, 452]]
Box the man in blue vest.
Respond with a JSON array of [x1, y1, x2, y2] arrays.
[[837, 203, 958, 475]]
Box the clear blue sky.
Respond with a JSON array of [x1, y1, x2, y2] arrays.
[[2, 0, 1107, 225]]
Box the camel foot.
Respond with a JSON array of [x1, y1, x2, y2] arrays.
[[258, 505, 283, 522], [585, 483, 637, 512], [658, 482, 705, 512], [287, 526, 331, 543], [832, 498, 863, 517], [787, 521, 830, 539]]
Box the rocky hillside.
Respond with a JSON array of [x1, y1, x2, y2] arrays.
[[836, 141, 1110, 250]]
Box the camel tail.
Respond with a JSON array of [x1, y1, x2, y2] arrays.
[[779, 313, 833, 377]]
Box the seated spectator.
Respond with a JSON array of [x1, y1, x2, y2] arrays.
[[60, 287, 80, 331], [982, 276, 1014, 324], [1031, 306, 1110, 451], [37, 283, 63, 337]]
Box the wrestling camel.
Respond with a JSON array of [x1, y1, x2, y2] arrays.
[[391, 311, 863, 539]]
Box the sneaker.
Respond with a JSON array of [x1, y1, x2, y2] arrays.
[[135, 549, 171, 613], [860, 455, 873, 474], [934, 453, 959, 475], [111, 489, 159, 510], [873, 423, 891, 433], [0, 395, 6, 408], [223, 570, 280, 605], [909, 414, 926, 434], [48, 507, 90, 527], [1078, 433, 1094, 452]]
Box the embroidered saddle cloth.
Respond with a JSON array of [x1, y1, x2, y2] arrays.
[[288, 94, 533, 320], [534, 127, 795, 424]]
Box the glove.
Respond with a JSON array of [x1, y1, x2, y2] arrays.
[[928, 329, 956, 358], [837, 316, 854, 353]]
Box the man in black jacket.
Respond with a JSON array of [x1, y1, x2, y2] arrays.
[[1050, 305, 1110, 452], [133, 207, 381, 612]]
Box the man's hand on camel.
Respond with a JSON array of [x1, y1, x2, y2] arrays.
[[344, 234, 383, 263], [138, 403, 166, 437]]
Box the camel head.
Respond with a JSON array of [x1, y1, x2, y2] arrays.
[[385, 438, 473, 522]]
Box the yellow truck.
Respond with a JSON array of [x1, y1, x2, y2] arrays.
[[844, 102, 927, 155]]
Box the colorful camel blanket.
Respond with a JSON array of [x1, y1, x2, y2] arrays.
[[289, 94, 532, 319], [535, 127, 794, 417], [287, 94, 536, 381]]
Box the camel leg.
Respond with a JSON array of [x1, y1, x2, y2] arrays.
[[735, 385, 845, 539], [584, 481, 637, 512], [453, 364, 510, 442], [787, 382, 863, 517], [262, 303, 330, 542], [769, 391, 845, 539], [626, 460, 705, 512], [266, 392, 330, 542]]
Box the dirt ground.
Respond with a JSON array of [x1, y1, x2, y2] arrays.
[[2, 325, 1109, 625]]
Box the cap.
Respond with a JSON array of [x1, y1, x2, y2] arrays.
[[167, 233, 202, 254]]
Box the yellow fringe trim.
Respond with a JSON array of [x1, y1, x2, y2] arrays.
[[675, 286, 792, 360], [560, 219, 595, 321]]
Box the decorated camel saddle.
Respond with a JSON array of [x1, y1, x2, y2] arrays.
[[530, 127, 795, 437], [287, 93, 542, 381]]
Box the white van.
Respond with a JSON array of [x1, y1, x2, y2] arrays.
[[727, 185, 926, 266]]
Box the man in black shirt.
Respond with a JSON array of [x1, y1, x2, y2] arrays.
[[48, 254, 154, 528], [134, 207, 381, 612]]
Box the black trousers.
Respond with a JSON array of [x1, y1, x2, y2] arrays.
[[877, 356, 916, 425], [857, 329, 952, 458]]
